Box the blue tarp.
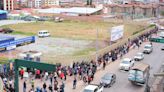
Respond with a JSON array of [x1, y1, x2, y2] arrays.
[[0, 10, 7, 14], [0, 10, 7, 19]]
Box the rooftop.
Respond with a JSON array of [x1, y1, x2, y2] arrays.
[[36, 7, 102, 15]]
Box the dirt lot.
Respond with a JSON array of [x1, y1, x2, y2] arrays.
[[0, 20, 148, 64]]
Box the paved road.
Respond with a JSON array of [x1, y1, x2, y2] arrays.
[[0, 20, 32, 26], [102, 42, 164, 92]]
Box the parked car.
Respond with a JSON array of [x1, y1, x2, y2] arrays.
[[0, 28, 4, 33], [83, 84, 103, 92], [119, 58, 135, 71], [3, 28, 14, 33], [0, 28, 14, 33], [134, 52, 144, 61], [159, 31, 164, 38], [38, 30, 50, 37], [143, 44, 153, 54], [100, 73, 116, 88], [161, 46, 164, 50], [22, 16, 37, 21]]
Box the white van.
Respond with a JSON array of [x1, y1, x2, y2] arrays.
[[38, 30, 50, 37]]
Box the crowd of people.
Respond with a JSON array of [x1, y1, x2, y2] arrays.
[[0, 27, 158, 92]]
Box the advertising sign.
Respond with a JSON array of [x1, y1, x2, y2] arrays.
[[111, 25, 124, 41], [0, 36, 35, 51]]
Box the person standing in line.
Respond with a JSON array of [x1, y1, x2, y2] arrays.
[[48, 84, 53, 92], [43, 82, 47, 91], [50, 74, 53, 85], [54, 79, 58, 92], [23, 81, 26, 92], [31, 79, 34, 91], [73, 77, 77, 89], [103, 61, 106, 70]]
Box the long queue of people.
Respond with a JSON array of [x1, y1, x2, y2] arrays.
[[1, 27, 158, 92]]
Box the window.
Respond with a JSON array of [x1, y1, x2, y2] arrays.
[[94, 88, 98, 92]]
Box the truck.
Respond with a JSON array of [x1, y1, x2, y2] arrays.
[[128, 62, 150, 85], [83, 84, 104, 92]]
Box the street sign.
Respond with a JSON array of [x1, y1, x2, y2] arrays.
[[149, 38, 164, 43]]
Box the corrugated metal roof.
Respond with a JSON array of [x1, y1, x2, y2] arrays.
[[37, 7, 102, 14], [0, 10, 7, 14]]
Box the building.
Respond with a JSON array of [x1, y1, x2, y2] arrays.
[[27, 0, 34, 8], [160, 0, 164, 2], [34, 0, 42, 8], [41, 0, 60, 7], [2, 0, 17, 10], [20, 0, 28, 8], [3, 0, 14, 10]]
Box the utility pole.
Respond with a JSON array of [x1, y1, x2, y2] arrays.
[[144, 67, 150, 92], [95, 29, 98, 62]]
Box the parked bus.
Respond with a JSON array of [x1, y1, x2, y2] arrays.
[[128, 62, 150, 85]]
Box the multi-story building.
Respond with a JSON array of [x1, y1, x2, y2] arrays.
[[41, 0, 60, 7], [20, 0, 28, 8], [34, 0, 42, 8], [27, 0, 34, 8], [0, 0, 3, 10], [2, 0, 14, 10]]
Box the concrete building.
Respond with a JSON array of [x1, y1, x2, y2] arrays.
[[20, 0, 28, 8], [41, 0, 60, 7], [34, 0, 42, 8], [27, 0, 35, 8], [3, 0, 14, 10]]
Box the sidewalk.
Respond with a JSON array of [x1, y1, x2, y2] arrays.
[[63, 42, 149, 92]]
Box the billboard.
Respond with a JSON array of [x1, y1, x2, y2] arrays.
[[0, 36, 35, 51], [110, 25, 124, 41]]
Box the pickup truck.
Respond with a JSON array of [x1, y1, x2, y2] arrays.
[[83, 84, 103, 92]]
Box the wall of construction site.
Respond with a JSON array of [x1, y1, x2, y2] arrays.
[[104, 4, 158, 19]]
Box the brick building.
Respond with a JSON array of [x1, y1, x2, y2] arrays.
[[1, 0, 18, 10]]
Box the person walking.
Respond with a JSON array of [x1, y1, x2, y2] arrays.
[[23, 81, 26, 92], [50, 74, 53, 85], [73, 77, 77, 89], [103, 61, 106, 70], [54, 79, 58, 92], [48, 84, 53, 92], [43, 82, 47, 91], [31, 79, 34, 91]]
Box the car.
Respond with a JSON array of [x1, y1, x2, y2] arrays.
[[119, 58, 135, 71], [143, 44, 153, 54], [161, 46, 164, 50], [3, 28, 14, 33], [83, 84, 103, 92], [0, 28, 4, 33], [134, 52, 144, 61], [159, 31, 164, 38], [100, 73, 116, 87], [0, 28, 14, 33]]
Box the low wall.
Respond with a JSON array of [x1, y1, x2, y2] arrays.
[[55, 25, 156, 65], [75, 25, 156, 62], [0, 77, 3, 92]]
